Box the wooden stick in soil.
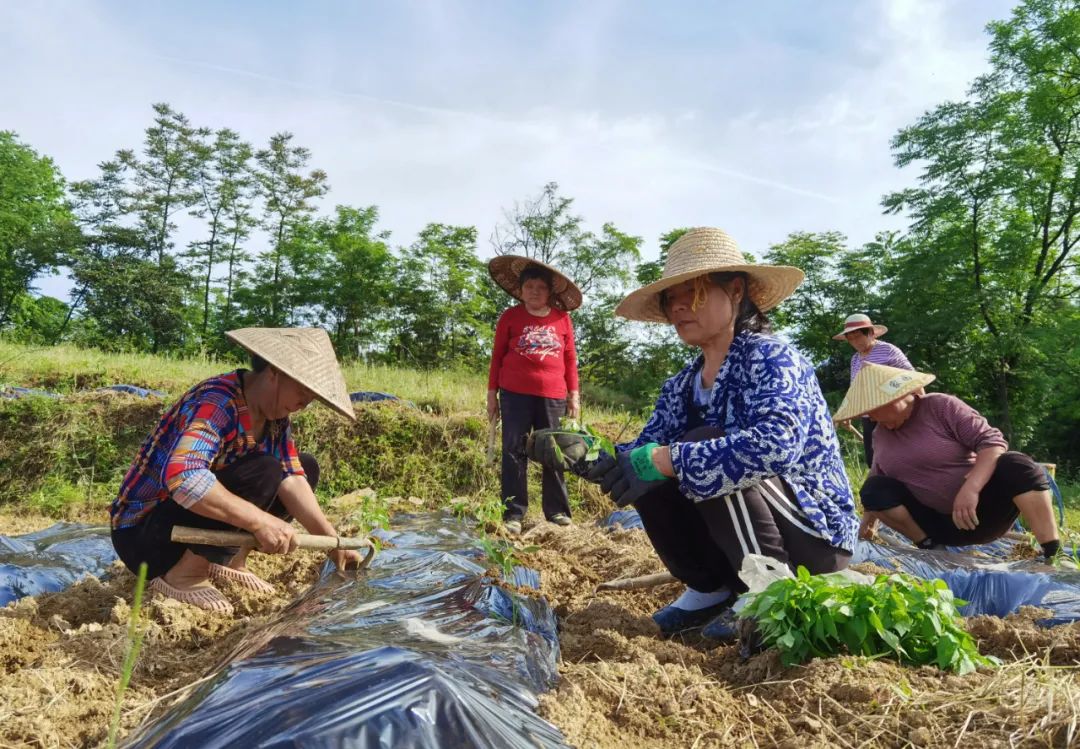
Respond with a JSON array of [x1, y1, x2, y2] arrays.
[[597, 571, 676, 591]]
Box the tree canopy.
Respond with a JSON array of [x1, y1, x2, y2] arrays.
[[3, 0, 1080, 470]]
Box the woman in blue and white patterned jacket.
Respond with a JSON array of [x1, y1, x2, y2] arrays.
[[529, 227, 859, 641]]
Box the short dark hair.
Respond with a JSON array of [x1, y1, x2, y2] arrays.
[[251, 354, 270, 373], [518, 264, 554, 289], [659, 272, 771, 335]]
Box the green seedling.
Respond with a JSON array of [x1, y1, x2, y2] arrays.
[[107, 563, 148, 748], [474, 535, 539, 579], [740, 566, 998, 674], [451, 494, 504, 529], [547, 417, 616, 469]]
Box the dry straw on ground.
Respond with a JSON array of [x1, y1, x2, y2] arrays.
[[2, 512, 1079, 748]]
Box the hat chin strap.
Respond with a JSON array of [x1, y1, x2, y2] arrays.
[[271, 370, 285, 419]]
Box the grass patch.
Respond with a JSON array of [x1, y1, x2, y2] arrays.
[[0, 340, 636, 521], [9, 338, 1069, 532]]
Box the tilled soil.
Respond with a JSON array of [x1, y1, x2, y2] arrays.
[[0, 549, 325, 748], [524, 522, 1080, 749], [2, 515, 1079, 748]]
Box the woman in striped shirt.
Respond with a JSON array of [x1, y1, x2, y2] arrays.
[[833, 313, 912, 466]]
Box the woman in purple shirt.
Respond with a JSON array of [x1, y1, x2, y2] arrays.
[[833, 313, 912, 466], [833, 363, 1062, 561]]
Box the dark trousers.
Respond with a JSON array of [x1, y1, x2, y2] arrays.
[[499, 389, 569, 521], [860, 451, 1048, 546], [861, 416, 876, 467], [111, 452, 319, 579], [635, 427, 850, 594]]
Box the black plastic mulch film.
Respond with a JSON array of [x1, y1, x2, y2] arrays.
[[1, 516, 569, 748], [5, 509, 1080, 746]]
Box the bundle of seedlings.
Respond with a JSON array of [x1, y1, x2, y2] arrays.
[[740, 566, 998, 674]]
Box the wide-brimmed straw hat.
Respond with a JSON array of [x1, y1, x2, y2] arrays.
[[225, 327, 356, 422], [614, 227, 804, 323], [487, 255, 583, 312], [832, 313, 888, 340], [832, 363, 936, 423]]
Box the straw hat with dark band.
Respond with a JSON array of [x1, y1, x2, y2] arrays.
[[226, 327, 356, 422], [832, 363, 936, 423], [487, 255, 583, 312], [832, 313, 888, 340], [614, 227, 805, 323]]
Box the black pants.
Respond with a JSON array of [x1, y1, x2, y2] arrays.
[[111, 452, 319, 579], [861, 416, 876, 467], [860, 451, 1048, 546], [500, 389, 569, 521], [635, 427, 851, 594]]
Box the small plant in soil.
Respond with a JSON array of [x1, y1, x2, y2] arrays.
[[107, 562, 148, 748], [740, 566, 998, 674], [451, 493, 505, 531], [474, 535, 538, 580]]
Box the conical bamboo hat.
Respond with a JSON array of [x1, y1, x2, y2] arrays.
[[832, 363, 935, 423], [226, 327, 355, 422]]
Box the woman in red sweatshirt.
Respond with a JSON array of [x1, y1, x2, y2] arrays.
[[487, 257, 582, 534]]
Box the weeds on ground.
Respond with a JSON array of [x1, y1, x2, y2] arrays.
[[451, 492, 504, 530], [107, 563, 148, 748], [741, 566, 998, 674]]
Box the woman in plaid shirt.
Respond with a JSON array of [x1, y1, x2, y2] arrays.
[[110, 328, 358, 615]]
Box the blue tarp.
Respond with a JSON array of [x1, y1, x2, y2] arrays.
[[1, 385, 61, 399], [601, 507, 1080, 626], [2, 384, 163, 400], [350, 391, 400, 403], [97, 384, 166, 398], [0, 523, 117, 606]]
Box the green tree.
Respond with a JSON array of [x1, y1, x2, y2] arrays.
[[0, 132, 75, 328], [119, 103, 203, 265], [67, 154, 195, 353], [62, 160, 143, 341], [4, 293, 69, 344], [219, 156, 260, 335], [392, 224, 492, 368], [306, 205, 395, 358], [491, 181, 583, 265], [184, 128, 255, 342], [252, 133, 328, 325], [74, 254, 192, 352], [884, 0, 1080, 443]]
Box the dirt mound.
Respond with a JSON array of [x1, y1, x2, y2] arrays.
[[0, 550, 327, 747], [968, 606, 1080, 664], [536, 523, 1080, 749], [3, 514, 1079, 748]]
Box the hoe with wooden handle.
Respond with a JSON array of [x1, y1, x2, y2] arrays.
[[170, 526, 377, 570]]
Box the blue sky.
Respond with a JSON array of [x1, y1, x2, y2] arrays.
[[2, 1, 1016, 300]]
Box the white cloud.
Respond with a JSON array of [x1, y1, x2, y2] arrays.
[[0, 0, 1014, 303]]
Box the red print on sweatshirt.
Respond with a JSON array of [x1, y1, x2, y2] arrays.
[[515, 324, 562, 361]]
